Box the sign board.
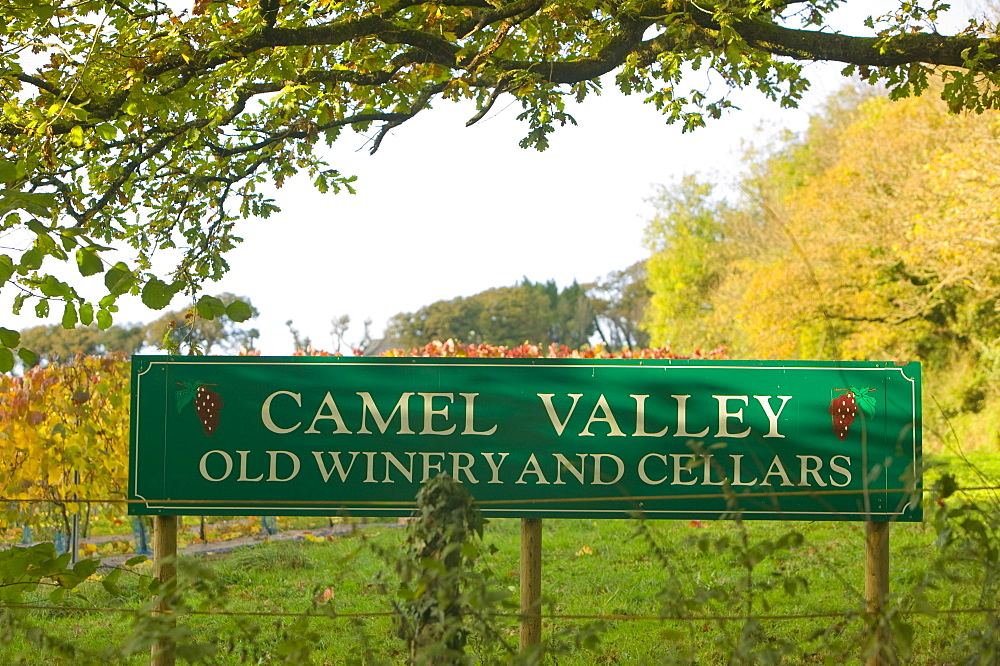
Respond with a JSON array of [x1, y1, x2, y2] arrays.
[[129, 356, 921, 521]]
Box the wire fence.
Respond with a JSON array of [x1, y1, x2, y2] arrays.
[[2, 485, 998, 652]]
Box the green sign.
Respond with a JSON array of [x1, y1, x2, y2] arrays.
[[129, 357, 921, 521]]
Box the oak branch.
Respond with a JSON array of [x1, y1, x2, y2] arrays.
[[0, 0, 997, 364]]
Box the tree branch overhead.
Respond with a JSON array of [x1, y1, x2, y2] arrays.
[[1, 0, 998, 361]]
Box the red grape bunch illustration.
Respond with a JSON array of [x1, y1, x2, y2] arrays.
[[828, 386, 876, 441], [176, 381, 224, 436]]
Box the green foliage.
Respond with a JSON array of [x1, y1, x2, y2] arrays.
[[0, 543, 105, 664], [636, 517, 812, 663], [908, 468, 1000, 664]]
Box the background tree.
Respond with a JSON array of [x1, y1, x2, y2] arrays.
[[2, 0, 1000, 366], [545, 280, 598, 349], [386, 279, 596, 349], [330, 314, 373, 354], [387, 295, 485, 348], [643, 82, 1000, 447], [143, 293, 259, 354], [642, 177, 728, 352], [285, 319, 313, 353], [589, 261, 651, 350], [17, 323, 145, 367], [330, 315, 351, 354]]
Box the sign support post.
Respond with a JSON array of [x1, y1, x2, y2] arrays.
[[520, 517, 543, 651], [865, 521, 892, 666], [151, 514, 178, 666]]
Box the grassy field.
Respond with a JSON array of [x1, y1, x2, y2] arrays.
[[1, 452, 999, 664]]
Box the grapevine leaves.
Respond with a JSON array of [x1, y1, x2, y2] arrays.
[[2, 355, 131, 542]]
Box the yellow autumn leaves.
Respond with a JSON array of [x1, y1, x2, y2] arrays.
[[643, 85, 1000, 447]]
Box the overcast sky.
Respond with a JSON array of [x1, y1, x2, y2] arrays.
[[6, 1, 976, 354]]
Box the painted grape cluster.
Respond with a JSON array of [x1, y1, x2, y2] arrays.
[[829, 391, 858, 441], [176, 381, 224, 437], [828, 387, 876, 441]]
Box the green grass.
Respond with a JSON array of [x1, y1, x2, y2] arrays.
[[2, 453, 999, 664]]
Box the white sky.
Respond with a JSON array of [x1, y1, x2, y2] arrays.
[[5, 1, 978, 354], [204, 75, 835, 353]]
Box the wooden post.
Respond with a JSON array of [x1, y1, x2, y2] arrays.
[[70, 470, 81, 565], [865, 521, 893, 666], [151, 515, 178, 666], [519, 518, 543, 652]]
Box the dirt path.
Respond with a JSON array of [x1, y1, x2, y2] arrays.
[[7, 519, 406, 569], [91, 521, 404, 568]]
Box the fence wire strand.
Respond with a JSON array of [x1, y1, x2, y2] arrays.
[[1, 602, 997, 623]]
